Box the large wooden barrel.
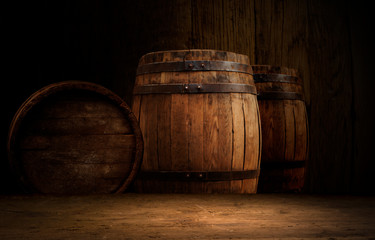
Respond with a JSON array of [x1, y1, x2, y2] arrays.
[[132, 49, 261, 193], [252, 65, 309, 192], [7, 81, 143, 194]]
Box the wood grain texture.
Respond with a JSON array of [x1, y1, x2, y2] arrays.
[[0, 194, 374, 239], [242, 94, 262, 193], [306, 0, 353, 193], [231, 93, 245, 192], [132, 50, 261, 193], [187, 92, 204, 193], [190, 0, 256, 61]]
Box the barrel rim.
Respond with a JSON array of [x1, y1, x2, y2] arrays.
[[139, 49, 250, 60], [138, 49, 251, 68], [251, 64, 300, 77], [7, 80, 144, 194], [136, 60, 253, 75]]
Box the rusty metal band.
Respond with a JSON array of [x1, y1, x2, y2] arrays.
[[136, 60, 252, 75], [137, 170, 260, 182], [261, 160, 306, 170], [133, 83, 257, 95], [257, 92, 304, 101], [253, 73, 301, 85]]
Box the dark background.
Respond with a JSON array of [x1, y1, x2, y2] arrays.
[[2, 0, 374, 194]]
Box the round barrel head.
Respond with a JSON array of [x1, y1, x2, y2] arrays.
[[7, 81, 143, 194]]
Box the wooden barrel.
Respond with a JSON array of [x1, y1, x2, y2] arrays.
[[132, 49, 261, 193], [7, 81, 143, 194], [252, 65, 309, 192]]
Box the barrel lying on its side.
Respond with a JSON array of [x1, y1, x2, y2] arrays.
[[253, 65, 309, 192], [7, 81, 144, 194], [132, 49, 262, 193]]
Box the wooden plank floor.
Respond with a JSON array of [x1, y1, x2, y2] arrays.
[[0, 193, 374, 240]]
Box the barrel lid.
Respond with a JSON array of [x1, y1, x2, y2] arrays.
[[138, 49, 250, 66], [7, 81, 143, 194]]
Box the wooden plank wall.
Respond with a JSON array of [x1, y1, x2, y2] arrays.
[[348, 2, 375, 194], [2, 0, 374, 194], [306, 1, 353, 193]]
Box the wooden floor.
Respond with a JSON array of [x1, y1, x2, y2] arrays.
[[0, 193, 374, 240]]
